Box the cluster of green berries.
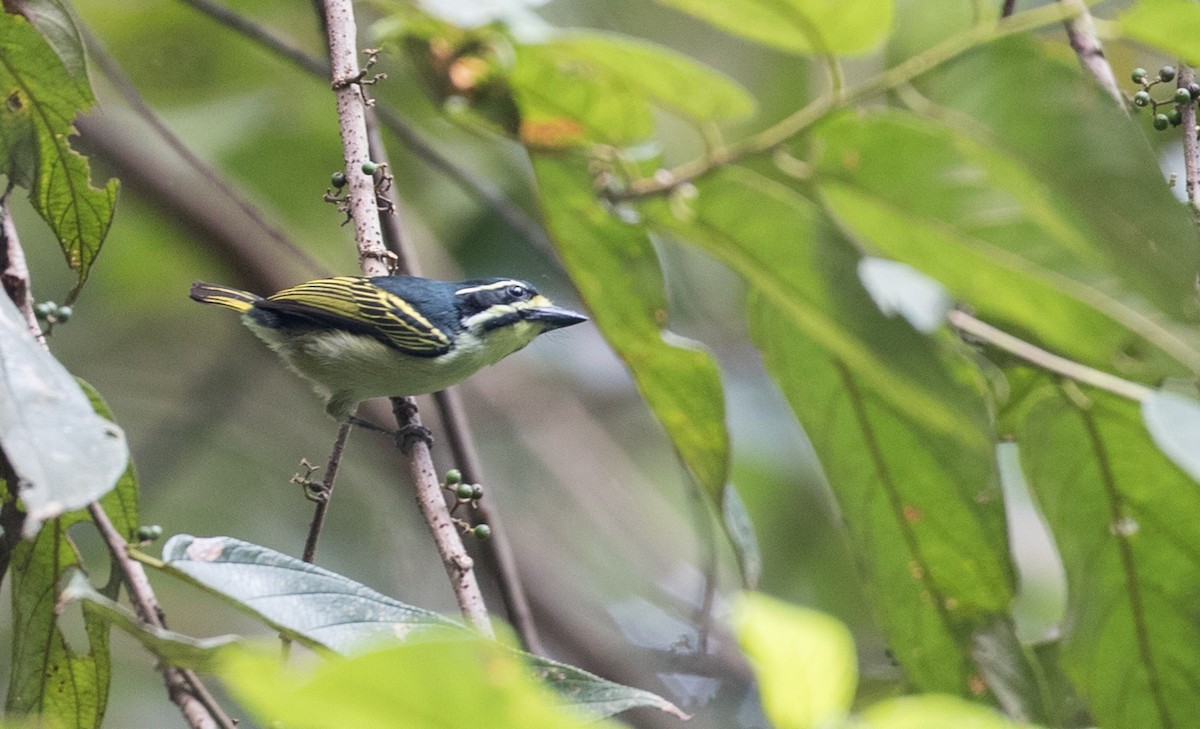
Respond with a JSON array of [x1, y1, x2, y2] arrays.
[[33, 300, 72, 324], [443, 469, 491, 539], [1131, 65, 1200, 131]]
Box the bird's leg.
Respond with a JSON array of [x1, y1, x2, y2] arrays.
[[346, 414, 391, 434], [346, 412, 433, 454]]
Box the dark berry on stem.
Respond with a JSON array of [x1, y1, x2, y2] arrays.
[[1190, 83, 1200, 100], [1134, 90, 1152, 106], [1175, 87, 1193, 105], [1160, 65, 1177, 82], [1154, 113, 1170, 130], [1169, 108, 1183, 126]]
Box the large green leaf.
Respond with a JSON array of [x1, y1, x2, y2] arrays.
[[0, 13, 119, 294], [1119, 0, 1200, 64], [860, 694, 1044, 729], [654, 0, 892, 55], [645, 165, 981, 444], [6, 381, 137, 728], [155, 535, 685, 720], [813, 110, 1200, 377], [510, 30, 753, 148], [749, 288, 1014, 694], [1014, 384, 1200, 729], [0, 292, 128, 537], [530, 154, 729, 501]]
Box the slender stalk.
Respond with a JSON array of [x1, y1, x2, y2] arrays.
[[1179, 65, 1200, 218], [301, 420, 353, 563], [947, 310, 1154, 402], [320, 0, 493, 636], [1058, 0, 1125, 109]]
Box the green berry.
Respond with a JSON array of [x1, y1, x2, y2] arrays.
[[455, 483, 475, 500], [33, 301, 55, 320], [1154, 113, 1170, 130], [1176, 87, 1193, 105], [1169, 108, 1183, 126], [1132, 67, 1148, 83], [471, 484, 484, 500], [1160, 65, 1177, 82], [1134, 90, 1152, 107], [136, 524, 163, 541], [331, 171, 347, 189], [361, 160, 378, 176], [55, 305, 72, 322], [444, 468, 462, 486], [471, 524, 491, 540]]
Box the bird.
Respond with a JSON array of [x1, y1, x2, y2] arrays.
[[190, 274, 587, 420]]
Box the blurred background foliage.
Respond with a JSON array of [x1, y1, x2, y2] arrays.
[[4, 0, 1200, 726]]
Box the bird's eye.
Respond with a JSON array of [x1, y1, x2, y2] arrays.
[[507, 284, 529, 299]]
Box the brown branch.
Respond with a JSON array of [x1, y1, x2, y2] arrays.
[[1180, 65, 1200, 218], [301, 420, 353, 563], [0, 188, 43, 346], [1057, 0, 1125, 109], [321, 0, 493, 636]]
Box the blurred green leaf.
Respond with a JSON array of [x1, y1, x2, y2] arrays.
[[749, 281, 1014, 694], [6, 380, 136, 729], [0, 13, 119, 294], [1119, 0, 1200, 64], [512, 30, 753, 147], [645, 165, 980, 444], [156, 535, 685, 720], [814, 109, 1200, 377], [1015, 384, 1200, 728], [733, 592, 855, 729], [654, 0, 892, 55], [0, 293, 128, 537], [16, 0, 87, 75], [1142, 390, 1200, 484], [859, 694, 1044, 729], [970, 619, 1056, 725], [857, 257, 952, 334], [531, 154, 730, 501], [219, 639, 622, 729]]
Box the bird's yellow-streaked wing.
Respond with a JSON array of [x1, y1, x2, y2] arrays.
[[263, 277, 452, 356]]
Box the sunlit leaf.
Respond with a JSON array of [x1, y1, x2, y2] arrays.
[[1014, 384, 1200, 728], [750, 286, 1014, 695], [530, 154, 729, 501], [860, 694, 1045, 729], [654, 0, 892, 55], [0, 13, 119, 292], [0, 294, 128, 537], [733, 593, 855, 729]]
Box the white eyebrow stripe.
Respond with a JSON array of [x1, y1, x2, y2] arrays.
[[455, 280, 526, 296]]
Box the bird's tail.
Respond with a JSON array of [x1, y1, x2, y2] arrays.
[[189, 282, 262, 313]]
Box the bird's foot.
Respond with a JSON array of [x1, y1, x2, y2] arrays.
[[393, 423, 433, 454]]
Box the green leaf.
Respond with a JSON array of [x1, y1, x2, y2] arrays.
[[156, 535, 685, 720], [654, 0, 892, 55], [0, 12, 119, 293], [219, 640, 622, 729], [749, 290, 1014, 695], [970, 619, 1056, 725], [0, 293, 128, 537], [6, 381, 137, 729], [859, 694, 1044, 729], [158, 534, 466, 652], [510, 31, 753, 147], [1119, 0, 1200, 65], [1142, 390, 1200, 484], [1015, 384, 1200, 729], [645, 165, 980, 444], [530, 154, 729, 501], [734, 593, 855, 729], [721, 484, 762, 588], [18, 0, 87, 75], [813, 109, 1200, 377]]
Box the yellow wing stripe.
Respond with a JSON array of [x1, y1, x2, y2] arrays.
[[268, 277, 451, 353]]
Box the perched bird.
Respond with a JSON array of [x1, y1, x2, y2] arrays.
[[190, 275, 587, 419]]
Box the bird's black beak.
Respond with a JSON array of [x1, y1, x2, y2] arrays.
[[523, 306, 588, 330]]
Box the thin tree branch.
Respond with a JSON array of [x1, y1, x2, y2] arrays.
[[301, 420, 353, 563], [0, 188, 42, 346], [947, 310, 1154, 402], [1001, 0, 1017, 18], [89, 504, 237, 729], [1179, 65, 1200, 219], [321, 0, 494, 636], [1057, 0, 1125, 109], [175, 0, 553, 256]]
